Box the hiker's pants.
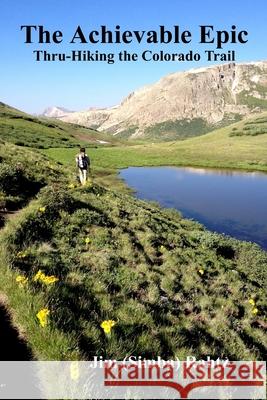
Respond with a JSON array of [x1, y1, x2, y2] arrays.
[[79, 168, 87, 185]]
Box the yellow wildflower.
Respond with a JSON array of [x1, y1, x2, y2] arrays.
[[248, 298, 256, 306], [100, 320, 116, 334], [39, 206, 46, 213], [16, 275, 28, 286], [160, 245, 166, 252], [85, 238, 91, 244], [70, 361, 79, 381], [17, 251, 28, 259], [68, 183, 75, 189], [41, 275, 59, 285], [33, 270, 45, 282], [33, 269, 59, 285], [198, 269, 204, 275], [36, 308, 50, 327], [252, 308, 259, 315]]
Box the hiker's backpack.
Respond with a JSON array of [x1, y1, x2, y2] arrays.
[[78, 154, 89, 169]]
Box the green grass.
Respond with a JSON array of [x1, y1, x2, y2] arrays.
[[1, 182, 266, 360], [43, 112, 267, 179], [0, 237, 80, 360], [0, 140, 66, 212], [114, 114, 242, 142], [0, 103, 266, 361], [230, 115, 267, 137], [237, 91, 267, 110], [0, 102, 120, 149], [141, 115, 242, 141]]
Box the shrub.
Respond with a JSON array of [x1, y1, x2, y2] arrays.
[[39, 186, 75, 216], [70, 209, 108, 227], [0, 163, 28, 195], [10, 212, 54, 249]]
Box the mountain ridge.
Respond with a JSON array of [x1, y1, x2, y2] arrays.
[[42, 61, 267, 140]]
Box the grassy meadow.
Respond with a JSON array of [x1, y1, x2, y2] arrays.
[[0, 103, 266, 361], [44, 112, 267, 180], [0, 102, 120, 149]]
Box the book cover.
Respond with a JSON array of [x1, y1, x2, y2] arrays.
[[0, 0, 266, 398]]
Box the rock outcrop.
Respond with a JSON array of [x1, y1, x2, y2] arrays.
[[43, 61, 267, 139]]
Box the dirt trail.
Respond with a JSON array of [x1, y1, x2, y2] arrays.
[[0, 299, 33, 360], [0, 209, 34, 361], [0, 210, 20, 221]]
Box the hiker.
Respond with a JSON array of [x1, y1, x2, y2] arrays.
[[76, 147, 90, 185]]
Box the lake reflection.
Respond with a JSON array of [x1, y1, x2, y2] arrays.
[[119, 166, 267, 250]]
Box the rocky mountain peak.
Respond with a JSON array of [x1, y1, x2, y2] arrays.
[[42, 61, 267, 140]]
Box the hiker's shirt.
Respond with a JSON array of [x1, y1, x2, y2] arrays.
[[76, 154, 90, 170]]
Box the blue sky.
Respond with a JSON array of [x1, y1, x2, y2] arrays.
[[0, 0, 267, 113]]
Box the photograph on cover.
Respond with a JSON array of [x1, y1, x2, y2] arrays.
[[0, 1, 266, 399]]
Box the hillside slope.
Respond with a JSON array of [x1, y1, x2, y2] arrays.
[[45, 112, 267, 175], [0, 102, 118, 149], [0, 137, 266, 361], [49, 61, 267, 140]]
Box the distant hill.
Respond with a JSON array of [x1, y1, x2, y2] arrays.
[[0, 102, 118, 149], [45, 61, 267, 141]]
